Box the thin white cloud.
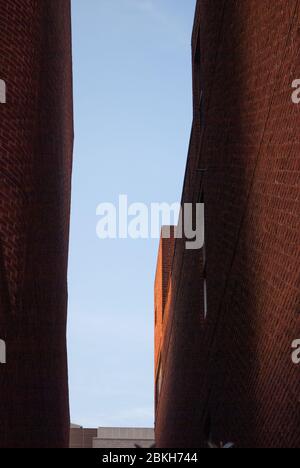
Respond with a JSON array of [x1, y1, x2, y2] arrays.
[[101, 0, 190, 47], [130, 0, 154, 13], [127, 0, 189, 47]]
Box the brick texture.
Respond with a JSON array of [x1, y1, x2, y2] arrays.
[[154, 227, 176, 371], [155, 0, 300, 449], [69, 427, 98, 449], [0, 0, 73, 448]]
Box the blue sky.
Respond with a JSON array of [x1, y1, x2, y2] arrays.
[[68, 0, 196, 428]]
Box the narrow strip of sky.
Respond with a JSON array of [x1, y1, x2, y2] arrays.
[[68, 0, 197, 428]]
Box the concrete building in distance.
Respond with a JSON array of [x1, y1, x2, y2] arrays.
[[155, 0, 300, 449], [0, 0, 73, 448], [70, 426, 155, 449], [94, 428, 155, 449], [70, 425, 98, 449]]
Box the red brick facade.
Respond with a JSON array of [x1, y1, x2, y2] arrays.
[[0, 0, 73, 448], [155, 0, 300, 448]]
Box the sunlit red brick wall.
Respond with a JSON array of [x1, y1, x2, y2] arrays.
[[0, 0, 73, 448], [155, 0, 300, 449], [154, 228, 176, 371]]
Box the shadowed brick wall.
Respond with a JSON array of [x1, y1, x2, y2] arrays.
[[155, 0, 300, 449], [0, 0, 73, 448]]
